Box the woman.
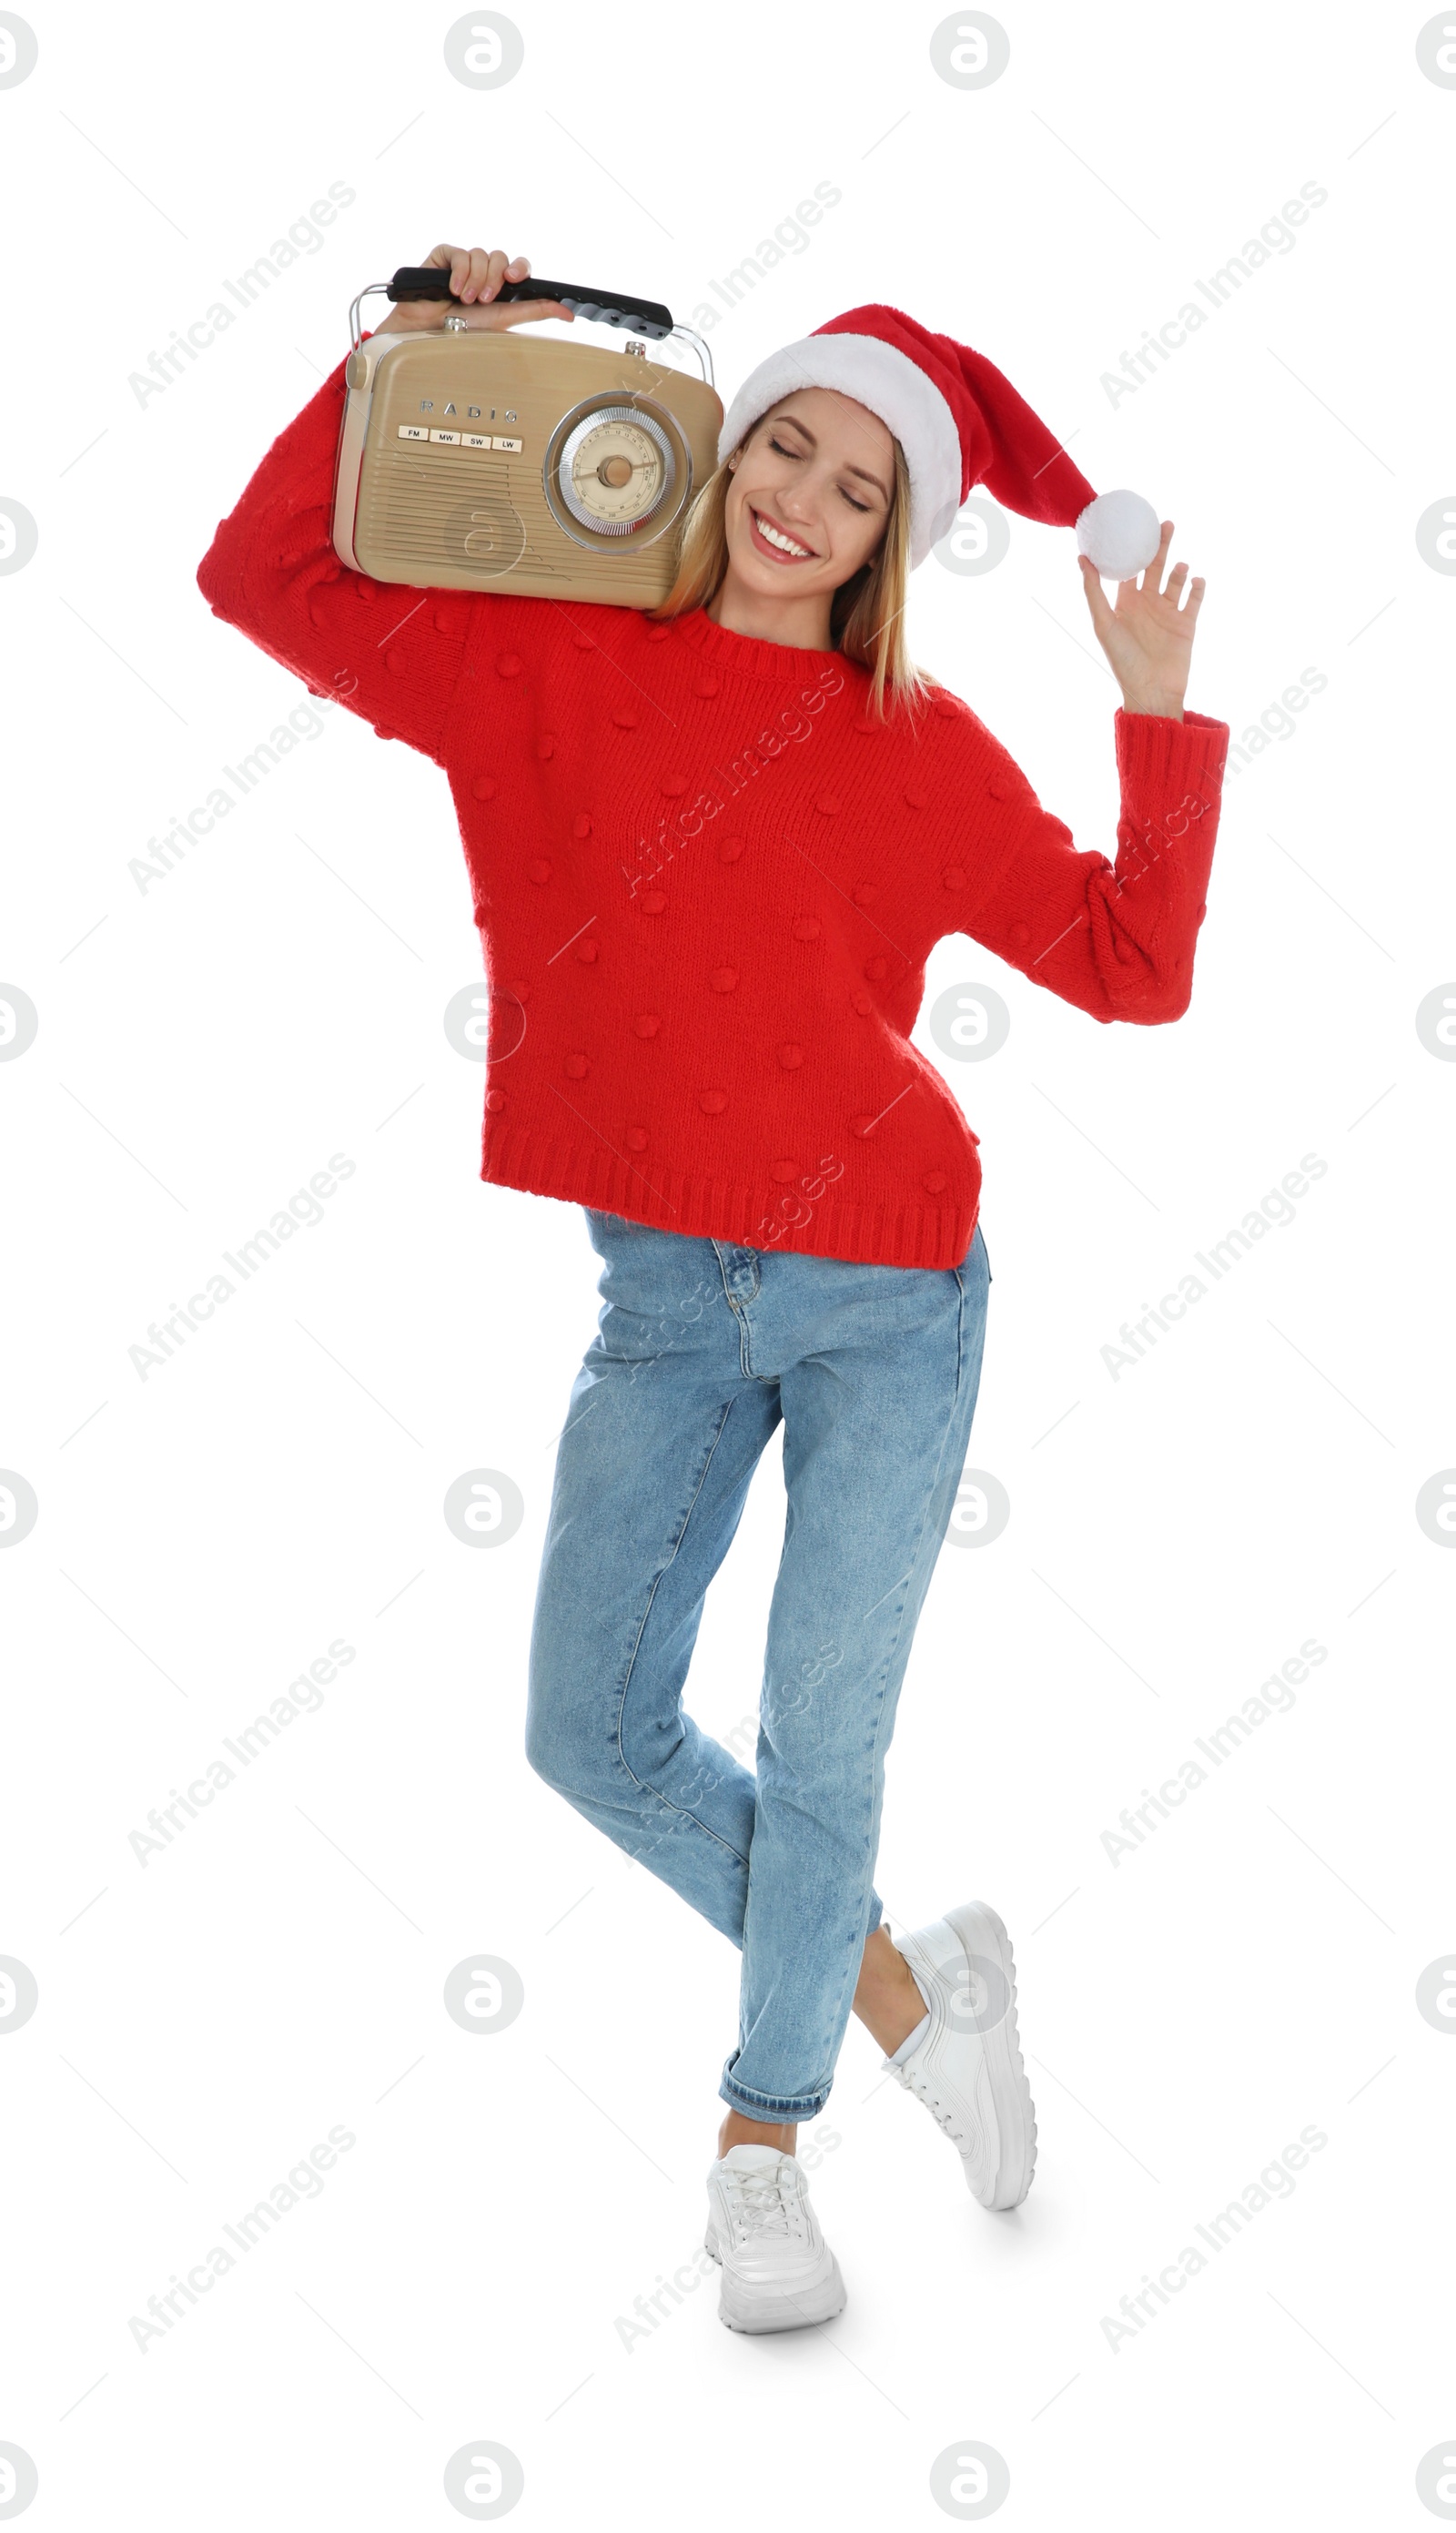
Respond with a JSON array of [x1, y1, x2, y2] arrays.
[[197, 242, 1228, 2336]]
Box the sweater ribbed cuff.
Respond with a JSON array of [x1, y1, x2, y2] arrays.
[[1114, 705, 1229, 804]]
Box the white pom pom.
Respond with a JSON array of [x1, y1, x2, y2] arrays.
[[1076, 489, 1161, 583]]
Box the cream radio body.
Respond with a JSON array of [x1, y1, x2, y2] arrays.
[[331, 268, 723, 606]]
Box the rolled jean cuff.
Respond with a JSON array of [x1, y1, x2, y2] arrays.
[[718, 2069, 831, 2124]]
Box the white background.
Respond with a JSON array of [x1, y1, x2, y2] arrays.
[[4, 2, 1454, 2525]]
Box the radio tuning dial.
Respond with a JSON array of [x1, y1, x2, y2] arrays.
[[554, 404, 676, 537]]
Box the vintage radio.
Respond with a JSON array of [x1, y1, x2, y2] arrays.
[[331, 268, 723, 604]]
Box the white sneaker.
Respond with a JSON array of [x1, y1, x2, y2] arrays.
[[884, 1900, 1037, 2209], [704, 2144, 847, 2334]]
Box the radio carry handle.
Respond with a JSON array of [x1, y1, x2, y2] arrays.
[[389, 267, 672, 334], [347, 270, 713, 388]]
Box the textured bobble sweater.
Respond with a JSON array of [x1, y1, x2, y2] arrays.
[[196, 348, 1230, 1270]]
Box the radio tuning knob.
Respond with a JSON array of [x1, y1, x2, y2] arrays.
[[346, 352, 369, 390]]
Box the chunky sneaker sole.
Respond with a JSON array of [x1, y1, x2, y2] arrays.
[[703, 2143, 847, 2333], [889, 1899, 1037, 2210], [703, 2224, 847, 2333]]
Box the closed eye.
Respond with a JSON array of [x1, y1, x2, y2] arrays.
[[768, 435, 872, 513]]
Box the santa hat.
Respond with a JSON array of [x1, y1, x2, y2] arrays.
[[717, 302, 1159, 581]]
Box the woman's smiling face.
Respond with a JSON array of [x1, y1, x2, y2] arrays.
[[722, 389, 897, 609]]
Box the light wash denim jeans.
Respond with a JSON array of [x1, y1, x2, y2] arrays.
[[525, 1209, 991, 2124]]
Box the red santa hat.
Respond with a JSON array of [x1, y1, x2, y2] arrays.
[[717, 301, 1160, 581]]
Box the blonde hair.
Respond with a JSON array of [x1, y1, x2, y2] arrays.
[[648, 407, 934, 724]]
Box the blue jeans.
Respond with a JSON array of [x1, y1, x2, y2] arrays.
[[525, 1210, 992, 2123]]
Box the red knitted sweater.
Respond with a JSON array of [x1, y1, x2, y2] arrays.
[[197, 349, 1229, 1269]]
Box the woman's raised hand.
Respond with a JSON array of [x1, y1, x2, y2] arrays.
[[1077, 521, 1205, 721], [376, 246, 577, 333]]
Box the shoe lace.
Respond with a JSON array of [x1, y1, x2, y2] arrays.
[[895, 2061, 966, 2144], [723, 2161, 799, 2242]]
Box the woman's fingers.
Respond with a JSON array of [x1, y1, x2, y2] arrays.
[[1138, 519, 1174, 598], [1077, 551, 1117, 634], [406, 245, 570, 327], [1154, 552, 1209, 618], [490, 298, 574, 328], [420, 246, 534, 305]]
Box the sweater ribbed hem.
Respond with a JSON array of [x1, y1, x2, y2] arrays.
[[480, 1122, 977, 1270]]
